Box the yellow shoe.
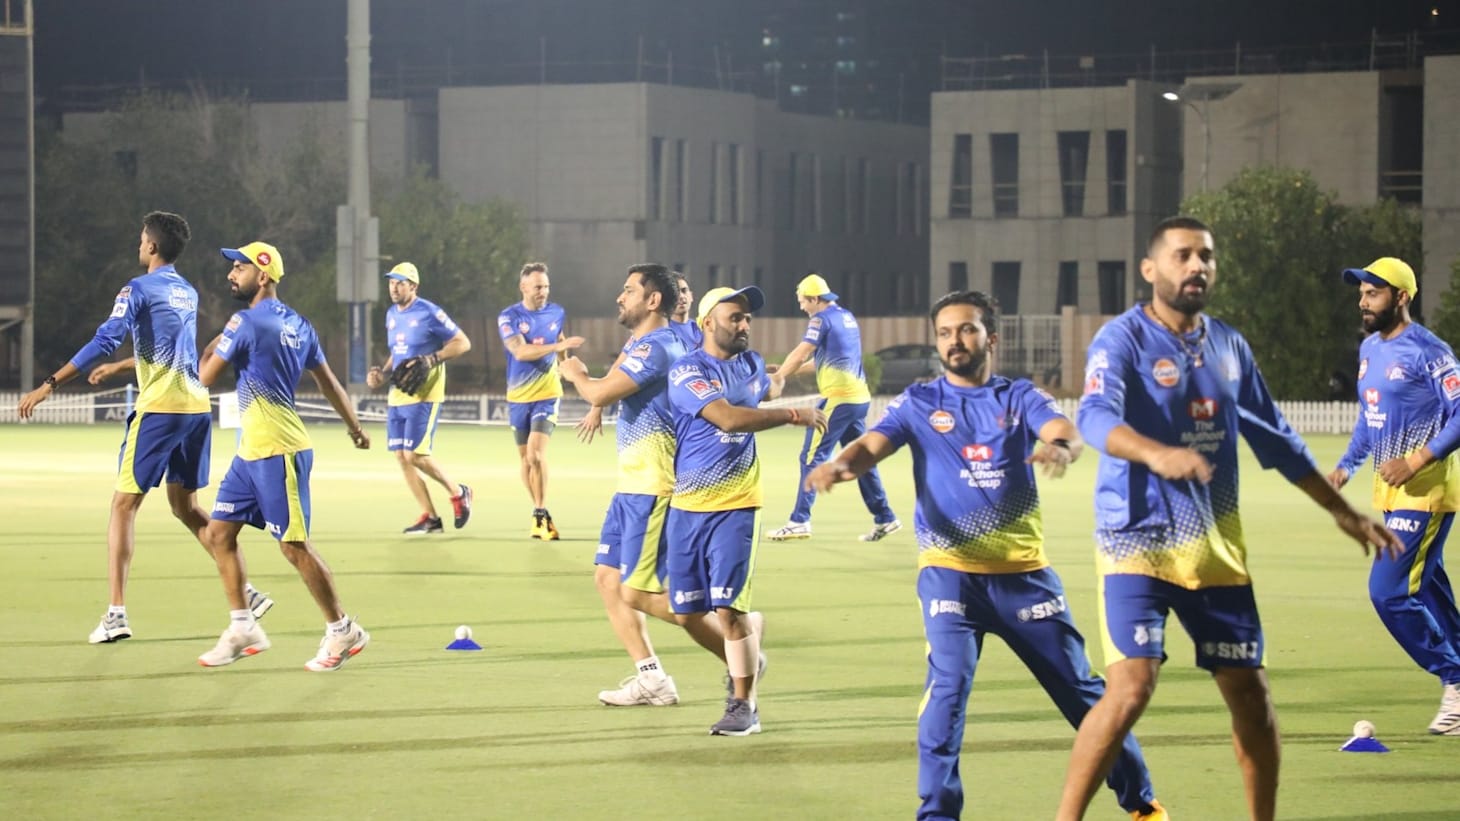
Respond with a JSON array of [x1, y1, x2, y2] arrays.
[[542, 513, 560, 541], [1131, 799, 1169, 821], [530, 511, 546, 539]]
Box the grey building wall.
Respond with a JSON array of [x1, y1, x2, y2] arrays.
[[929, 80, 1180, 316], [438, 82, 927, 319], [1425, 56, 1460, 301], [1181, 72, 1382, 203]]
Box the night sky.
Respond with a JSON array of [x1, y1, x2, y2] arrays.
[[32, 0, 1455, 111]]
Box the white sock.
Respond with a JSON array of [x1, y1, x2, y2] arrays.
[[229, 609, 256, 632], [107, 605, 126, 618], [636, 655, 668, 681], [327, 615, 351, 635]]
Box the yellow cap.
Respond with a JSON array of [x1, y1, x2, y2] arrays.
[[697, 286, 766, 324], [1342, 257, 1417, 298], [221, 242, 284, 282], [385, 262, 420, 285], [796, 273, 839, 301]]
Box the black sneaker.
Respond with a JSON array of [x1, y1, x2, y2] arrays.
[[403, 514, 444, 535], [450, 484, 473, 529]]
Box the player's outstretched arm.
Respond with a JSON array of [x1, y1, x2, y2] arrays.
[[700, 398, 827, 435], [308, 363, 370, 449], [16, 362, 81, 419], [505, 334, 585, 363], [1100, 424, 1214, 483], [805, 432, 895, 493], [560, 355, 640, 407], [1293, 471, 1402, 559], [88, 357, 136, 385]]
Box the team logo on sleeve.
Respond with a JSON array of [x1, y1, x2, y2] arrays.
[[1444, 373, 1460, 400], [1357, 358, 1368, 380], [226, 314, 243, 331], [928, 410, 956, 433], [1152, 359, 1180, 388], [687, 379, 718, 400], [1084, 371, 1104, 396], [499, 323, 513, 335], [630, 343, 653, 359]]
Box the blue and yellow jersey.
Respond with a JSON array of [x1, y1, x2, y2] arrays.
[[385, 296, 460, 406], [804, 304, 871, 401], [1335, 323, 1460, 513], [69, 266, 209, 414], [497, 302, 567, 403], [872, 376, 1064, 574], [1078, 305, 1317, 589], [215, 298, 325, 461], [669, 319, 703, 352], [614, 327, 687, 496], [668, 348, 770, 512]]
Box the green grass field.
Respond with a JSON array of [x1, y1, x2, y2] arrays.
[[1, 424, 1455, 820]]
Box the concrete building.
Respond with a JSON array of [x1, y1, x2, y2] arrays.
[[437, 82, 928, 318], [928, 80, 1182, 318], [1425, 56, 1460, 299]]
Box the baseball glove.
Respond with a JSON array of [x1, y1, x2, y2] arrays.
[[391, 353, 438, 396]]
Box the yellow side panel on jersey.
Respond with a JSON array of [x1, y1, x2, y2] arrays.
[[915, 512, 1050, 575], [817, 365, 871, 401], [671, 459, 763, 512], [115, 411, 146, 494], [1372, 452, 1460, 513], [238, 401, 313, 460], [1096, 509, 1250, 589], [134, 358, 210, 414], [507, 366, 563, 403], [617, 430, 677, 497]]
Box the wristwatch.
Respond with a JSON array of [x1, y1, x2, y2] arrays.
[[43, 376, 58, 389]]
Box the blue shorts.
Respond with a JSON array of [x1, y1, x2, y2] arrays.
[[211, 450, 314, 542], [387, 402, 442, 454], [115, 411, 211, 494], [1099, 574, 1264, 671], [509, 398, 559, 445], [664, 507, 761, 614], [595, 493, 671, 593]]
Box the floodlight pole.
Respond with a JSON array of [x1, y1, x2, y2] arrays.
[[342, 0, 377, 390]]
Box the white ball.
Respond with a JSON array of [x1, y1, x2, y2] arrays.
[[1352, 720, 1375, 738], [455, 625, 472, 640]]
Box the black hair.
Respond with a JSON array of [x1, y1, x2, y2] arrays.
[[629, 263, 676, 318], [519, 262, 548, 278], [142, 211, 190, 263], [1147, 215, 1210, 256], [929, 290, 999, 330]]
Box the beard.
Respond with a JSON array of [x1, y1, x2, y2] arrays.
[[618, 304, 645, 329], [941, 344, 989, 379], [231, 280, 259, 303], [715, 328, 750, 354], [1157, 276, 1209, 315], [1361, 303, 1400, 334]]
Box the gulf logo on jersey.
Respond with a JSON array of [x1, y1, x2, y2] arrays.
[[928, 410, 956, 433], [962, 444, 992, 461], [1152, 358, 1180, 388], [1357, 358, 1369, 380], [1188, 397, 1217, 420], [1365, 388, 1380, 407]]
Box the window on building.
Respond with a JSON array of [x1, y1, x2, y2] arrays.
[[949, 133, 972, 218], [707, 264, 721, 289], [810, 152, 822, 231], [674, 139, 688, 222], [1106, 130, 1128, 216], [1057, 131, 1090, 217], [949, 261, 968, 292], [990, 133, 1019, 217], [992, 261, 1021, 315], [1057, 261, 1079, 310], [897, 161, 919, 235], [709, 142, 720, 224], [648, 137, 664, 221], [728, 143, 741, 225], [785, 152, 799, 230], [910, 162, 923, 235], [1098, 261, 1126, 314]]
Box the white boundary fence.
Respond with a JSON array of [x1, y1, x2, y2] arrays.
[[0, 389, 1362, 435]]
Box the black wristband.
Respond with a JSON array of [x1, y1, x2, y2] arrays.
[[43, 376, 58, 388], [1051, 438, 1071, 451]]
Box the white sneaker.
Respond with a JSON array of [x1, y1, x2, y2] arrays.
[[598, 674, 680, 706], [766, 522, 811, 541], [304, 620, 370, 672], [88, 612, 132, 644], [198, 624, 271, 667], [859, 519, 903, 542], [1428, 683, 1460, 735], [247, 588, 274, 619]]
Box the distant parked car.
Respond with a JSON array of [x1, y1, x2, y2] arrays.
[[872, 344, 942, 394]]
